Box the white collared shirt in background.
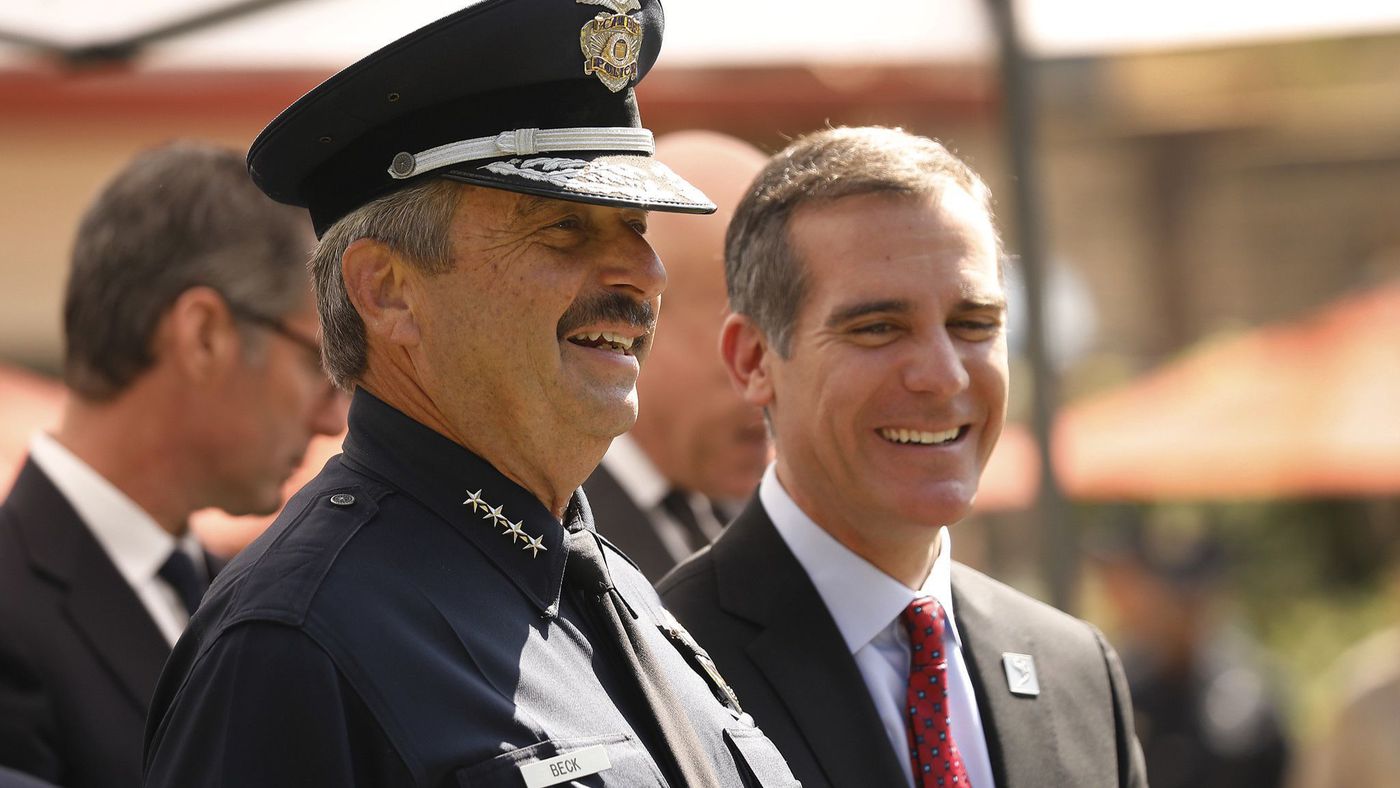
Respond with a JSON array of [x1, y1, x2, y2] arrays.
[[600, 434, 725, 563], [28, 432, 203, 647], [760, 463, 996, 788]]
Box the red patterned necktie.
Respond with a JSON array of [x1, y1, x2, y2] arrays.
[[901, 596, 971, 787]]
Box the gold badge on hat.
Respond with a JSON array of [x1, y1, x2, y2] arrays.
[[578, 0, 644, 93]]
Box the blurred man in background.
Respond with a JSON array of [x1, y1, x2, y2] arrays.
[[584, 131, 771, 582], [0, 142, 346, 788]]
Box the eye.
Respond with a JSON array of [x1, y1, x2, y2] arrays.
[[549, 216, 583, 231], [846, 320, 903, 346], [853, 322, 894, 335], [951, 319, 1002, 340]]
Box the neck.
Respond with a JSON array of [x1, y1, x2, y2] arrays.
[[358, 369, 603, 520], [54, 389, 196, 536], [775, 462, 941, 589]]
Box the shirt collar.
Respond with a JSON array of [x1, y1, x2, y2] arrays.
[[599, 433, 669, 510], [338, 389, 574, 614], [27, 431, 178, 587], [759, 463, 961, 654]]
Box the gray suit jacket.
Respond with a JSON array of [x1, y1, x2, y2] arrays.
[[658, 496, 1149, 788]]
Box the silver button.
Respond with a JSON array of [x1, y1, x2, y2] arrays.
[[329, 493, 355, 506], [389, 151, 416, 179]]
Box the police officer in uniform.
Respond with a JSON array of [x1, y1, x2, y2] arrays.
[[142, 2, 799, 786]]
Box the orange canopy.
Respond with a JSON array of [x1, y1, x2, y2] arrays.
[[1057, 282, 1400, 500]]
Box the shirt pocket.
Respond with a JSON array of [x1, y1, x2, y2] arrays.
[[723, 727, 802, 788], [454, 733, 667, 787]]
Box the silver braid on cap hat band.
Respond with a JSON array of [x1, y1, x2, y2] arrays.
[[388, 127, 656, 180]]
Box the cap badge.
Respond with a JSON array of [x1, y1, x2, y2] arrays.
[[463, 489, 548, 558], [578, 0, 643, 93]]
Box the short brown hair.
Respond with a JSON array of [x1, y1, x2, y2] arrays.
[[725, 126, 1001, 357], [64, 142, 311, 400]]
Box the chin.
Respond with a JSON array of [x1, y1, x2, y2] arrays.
[[889, 483, 978, 528], [584, 403, 639, 441]]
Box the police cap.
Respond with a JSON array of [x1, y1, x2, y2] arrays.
[[248, 0, 714, 236]]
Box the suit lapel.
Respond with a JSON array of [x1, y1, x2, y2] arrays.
[[714, 500, 908, 788], [951, 564, 1068, 788], [7, 460, 172, 712]]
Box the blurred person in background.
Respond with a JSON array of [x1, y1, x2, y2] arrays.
[[1292, 544, 1400, 788], [661, 126, 1147, 788], [584, 131, 771, 582], [1094, 518, 1291, 788], [0, 142, 346, 788]]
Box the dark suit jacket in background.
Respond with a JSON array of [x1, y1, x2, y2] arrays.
[[659, 496, 1149, 788], [0, 460, 172, 788], [583, 464, 681, 584]]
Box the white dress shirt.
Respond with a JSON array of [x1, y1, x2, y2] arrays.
[[760, 464, 996, 788], [600, 434, 725, 563], [28, 432, 204, 647]]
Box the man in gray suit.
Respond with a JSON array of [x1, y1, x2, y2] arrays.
[[660, 127, 1148, 788]]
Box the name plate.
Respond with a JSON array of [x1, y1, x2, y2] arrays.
[[520, 744, 612, 788]]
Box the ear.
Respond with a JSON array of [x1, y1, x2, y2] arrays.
[[342, 238, 420, 347], [718, 312, 776, 408], [158, 286, 241, 383]]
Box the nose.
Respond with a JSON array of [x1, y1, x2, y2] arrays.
[[309, 386, 350, 436], [600, 228, 667, 302], [903, 328, 970, 399]]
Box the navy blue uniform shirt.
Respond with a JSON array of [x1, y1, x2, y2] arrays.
[[143, 390, 797, 787]]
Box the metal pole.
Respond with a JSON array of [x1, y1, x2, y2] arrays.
[[983, 0, 1078, 612]]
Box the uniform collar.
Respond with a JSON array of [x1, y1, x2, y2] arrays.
[[758, 463, 962, 655], [338, 389, 575, 615]]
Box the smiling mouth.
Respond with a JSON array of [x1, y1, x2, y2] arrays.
[[878, 426, 968, 446], [566, 331, 639, 356]]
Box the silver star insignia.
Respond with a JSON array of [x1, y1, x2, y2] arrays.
[[577, 0, 641, 12], [482, 504, 507, 525], [522, 534, 547, 558], [502, 519, 527, 543], [462, 489, 486, 512]]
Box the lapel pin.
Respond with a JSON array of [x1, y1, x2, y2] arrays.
[[1002, 652, 1040, 697]]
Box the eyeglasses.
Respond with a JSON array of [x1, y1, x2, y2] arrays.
[[225, 300, 321, 358]]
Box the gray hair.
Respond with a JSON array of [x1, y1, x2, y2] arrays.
[[310, 178, 463, 389], [725, 126, 1002, 357], [64, 141, 312, 400]]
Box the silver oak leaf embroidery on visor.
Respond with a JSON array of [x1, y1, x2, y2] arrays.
[[479, 157, 709, 204]]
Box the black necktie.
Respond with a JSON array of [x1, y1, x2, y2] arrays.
[[158, 550, 207, 616], [564, 527, 721, 788], [659, 488, 711, 552]]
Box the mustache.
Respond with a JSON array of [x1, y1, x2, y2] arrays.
[[557, 291, 656, 339]]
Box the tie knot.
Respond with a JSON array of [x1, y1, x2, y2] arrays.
[[158, 549, 207, 616], [563, 528, 613, 596], [901, 596, 948, 668]]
